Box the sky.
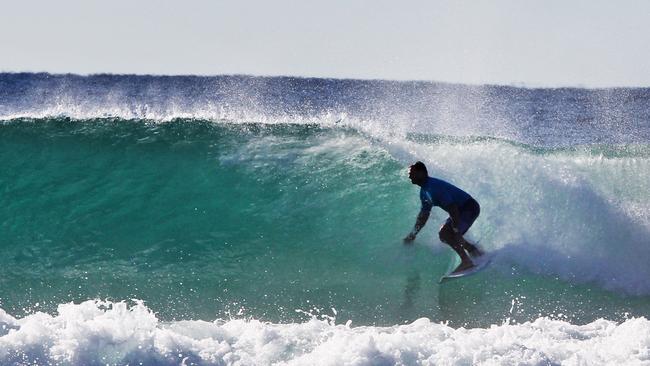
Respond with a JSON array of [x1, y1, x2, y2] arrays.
[[1, 0, 650, 87]]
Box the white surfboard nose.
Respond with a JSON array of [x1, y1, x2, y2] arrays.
[[439, 254, 493, 283]]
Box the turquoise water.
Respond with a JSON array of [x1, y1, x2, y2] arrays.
[[3, 118, 649, 331], [2, 74, 650, 364]]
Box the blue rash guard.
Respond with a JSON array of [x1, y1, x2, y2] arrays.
[[419, 176, 472, 214]]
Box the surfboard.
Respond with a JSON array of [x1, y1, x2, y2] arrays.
[[439, 254, 492, 283]]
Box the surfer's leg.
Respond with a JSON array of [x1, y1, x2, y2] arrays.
[[439, 222, 474, 273], [456, 198, 482, 257]]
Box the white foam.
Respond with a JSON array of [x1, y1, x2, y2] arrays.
[[0, 300, 648, 365], [394, 139, 650, 295]]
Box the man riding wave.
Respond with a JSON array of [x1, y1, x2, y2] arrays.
[[404, 161, 483, 274]]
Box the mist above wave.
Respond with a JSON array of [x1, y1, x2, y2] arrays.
[[2, 72, 650, 146]]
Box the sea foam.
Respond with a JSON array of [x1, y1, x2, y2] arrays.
[[0, 299, 648, 365]]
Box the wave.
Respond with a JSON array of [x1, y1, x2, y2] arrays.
[[3, 72, 650, 146], [2, 116, 650, 299], [0, 299, 647, 366], [2, 73, 650, 351]]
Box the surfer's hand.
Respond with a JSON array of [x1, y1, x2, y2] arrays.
[[403, 233, 416, 243]]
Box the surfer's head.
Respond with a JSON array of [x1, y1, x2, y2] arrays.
[[408, 161, 428, 186]]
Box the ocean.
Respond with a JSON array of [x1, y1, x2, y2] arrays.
[[1, 72, 649, 365]]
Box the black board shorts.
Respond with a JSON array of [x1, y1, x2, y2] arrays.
[[444, 197, 480, 235]]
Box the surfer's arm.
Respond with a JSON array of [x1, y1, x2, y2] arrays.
[[404, 210, 430, 242]]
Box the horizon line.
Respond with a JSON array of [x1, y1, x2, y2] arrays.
[[2, 70, 649, 91]]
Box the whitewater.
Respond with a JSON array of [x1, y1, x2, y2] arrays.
[[1, 73, 649, 365], [1, 299, 649, 365]]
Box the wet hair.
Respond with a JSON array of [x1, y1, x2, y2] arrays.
[[410, 161, 427, 174]]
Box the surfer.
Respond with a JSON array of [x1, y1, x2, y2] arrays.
[[404, 161, 483, 274]]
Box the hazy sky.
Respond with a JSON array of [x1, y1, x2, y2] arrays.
[[2, 0, 650, 87]]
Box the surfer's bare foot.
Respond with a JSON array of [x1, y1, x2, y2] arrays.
[[462, 241, 482, 257], [452, 261, 474, 274], [468, 248, 483, 258]]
